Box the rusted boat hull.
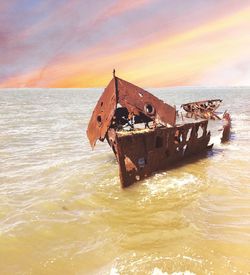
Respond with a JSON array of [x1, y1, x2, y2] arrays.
[[86, 71, 231, 188], [107, 120, 211, 187]]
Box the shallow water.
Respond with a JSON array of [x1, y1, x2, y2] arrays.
[[0, 87, 250, 275]]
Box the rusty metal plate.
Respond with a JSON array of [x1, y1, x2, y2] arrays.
[[117, 77, 176, 126], [86, 78, 117, 148], [115, 120, 211, 187]]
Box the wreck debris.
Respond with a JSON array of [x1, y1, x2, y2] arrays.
[[87, 71, 231, 188], [221, 111, 231, 143], [181, 99, 222, 120]]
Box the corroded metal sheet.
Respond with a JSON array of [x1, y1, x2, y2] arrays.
[[117, 77, 176, 126], [86, 78, 117, 148], [114, 120, 211, 187]]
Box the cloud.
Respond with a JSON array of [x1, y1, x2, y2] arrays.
[[0, 0, 155, 85], [1, 0, 250, 87], [198, 56, 250, 86]]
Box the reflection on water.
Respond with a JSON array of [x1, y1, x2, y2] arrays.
[[0, 87, 250, 274]]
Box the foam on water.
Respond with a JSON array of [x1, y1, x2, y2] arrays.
[[142, 173, 200, 197], [152, 268, 195, 275]]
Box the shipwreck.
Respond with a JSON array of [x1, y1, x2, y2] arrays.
[[87, 70, 231, 188]]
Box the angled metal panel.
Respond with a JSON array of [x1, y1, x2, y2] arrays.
[[116, 77, 176, 126], [86, 78, 117, 148]]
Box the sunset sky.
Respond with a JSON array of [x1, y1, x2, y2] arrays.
[[1, 0, 250, 88]]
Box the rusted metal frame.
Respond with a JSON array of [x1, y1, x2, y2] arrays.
[[181, 99, 222, 120], [181, 99, 222, 110]]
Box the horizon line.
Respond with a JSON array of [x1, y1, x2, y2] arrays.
[[0, 85, 250, 90]]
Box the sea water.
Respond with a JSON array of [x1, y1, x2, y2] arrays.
[[0, 87, 250, 274]]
